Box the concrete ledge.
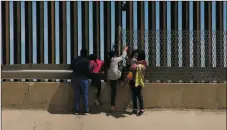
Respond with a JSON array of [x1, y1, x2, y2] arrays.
[[2, 82, 226, 113]]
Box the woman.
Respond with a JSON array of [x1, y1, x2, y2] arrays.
[[129, 50, 146, 115], [107, 45, 128, 111], [89, 54, 104, 107]]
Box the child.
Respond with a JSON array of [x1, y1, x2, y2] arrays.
[[127, 50, 147, 81], [89, 54, 104, 107], [107, 45, 128, 111], [128, 50, 147, 115]]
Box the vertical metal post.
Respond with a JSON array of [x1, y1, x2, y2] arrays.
[[193, 1, 201, 67], [13, 2, 21, 64], [36, 2, 44, 64], [160, 1, 167, 67], [81, 2, 89, 51], [70, 1, 78, 59], [25, 1, 33, 64], [93, 2, 100, 58], [126, 1, 133, 53], [48, 1, 56, 64], [137, 1, 145, 50], [148, 1, 156, 67], [1, 1, 10, 65], [216, 2, 224, 68], [104, 2, 111, 81], [59, 1, 67, 64], [204, 2, 212, 67], [171, 2, 178, 67], [115, 1, 122, 56], [182, 1, 190, 67]]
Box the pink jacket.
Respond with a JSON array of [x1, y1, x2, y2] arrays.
[[90, 59, 104, 73]]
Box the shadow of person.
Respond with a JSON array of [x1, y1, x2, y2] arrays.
[[47, 80, 132, 116], [105, 110, 131, 118], [47, 82, 75, 114]]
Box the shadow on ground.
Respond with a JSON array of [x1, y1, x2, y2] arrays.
[[46, 82, 132, 117]]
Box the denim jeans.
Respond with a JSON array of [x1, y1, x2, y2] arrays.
[[72, 78, 89, 112]]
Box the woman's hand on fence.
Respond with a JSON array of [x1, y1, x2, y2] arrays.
[[124, 46, 128, 51]]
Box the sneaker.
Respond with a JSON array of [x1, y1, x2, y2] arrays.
[[130, 109, 137, 115], [110, 106, 116, 112], [84, 109, 91, 114], [74, 110, 79, 115], [137, 109, 144, 116], [94, 99, 100, 107]]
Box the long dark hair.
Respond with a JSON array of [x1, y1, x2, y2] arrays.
[[130, 50, 139, 59], [138, 50, 145, 61], [106, 51, 116, 69], [89, 54, 97, 63]]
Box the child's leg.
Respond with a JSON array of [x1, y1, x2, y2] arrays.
[[109, 80, 117, 108], [136, 86, 144, 114], [137, 86, 144, 109], [92, 73, 102, 106], [129, 81, 137, 111], [95, 74, 102, 100]]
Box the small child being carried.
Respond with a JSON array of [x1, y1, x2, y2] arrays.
[[127, 50, 147, 81]]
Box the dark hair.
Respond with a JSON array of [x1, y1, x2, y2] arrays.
[[130, 50, 139, 58], [106, 51, 116, 69], [138, 50, 145, 61], [89, 54, 97, 63], [80, 48, 88, 57]]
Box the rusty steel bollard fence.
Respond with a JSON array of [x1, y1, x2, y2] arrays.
[[117, 29, 227, 83]]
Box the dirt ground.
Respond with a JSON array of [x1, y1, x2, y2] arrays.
[[2, 109, 226, 130]]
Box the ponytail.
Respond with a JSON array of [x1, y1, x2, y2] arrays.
[[106, 51, 115, 69]]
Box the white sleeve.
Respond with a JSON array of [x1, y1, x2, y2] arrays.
[[112, 50, 127, 63]]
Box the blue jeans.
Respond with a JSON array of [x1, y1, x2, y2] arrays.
[[72, 78, 89, 112]]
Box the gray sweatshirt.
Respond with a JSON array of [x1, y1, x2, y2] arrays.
[[107, 50, 127, 80]]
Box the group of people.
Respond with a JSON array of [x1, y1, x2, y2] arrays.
[[71, 45, 147, 115]]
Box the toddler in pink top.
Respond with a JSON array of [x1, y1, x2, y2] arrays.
[[89, 54, 104, 107], [90, 59, 104, 73]]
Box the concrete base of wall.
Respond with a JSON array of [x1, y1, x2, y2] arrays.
[[2, 82, 226, 113]]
